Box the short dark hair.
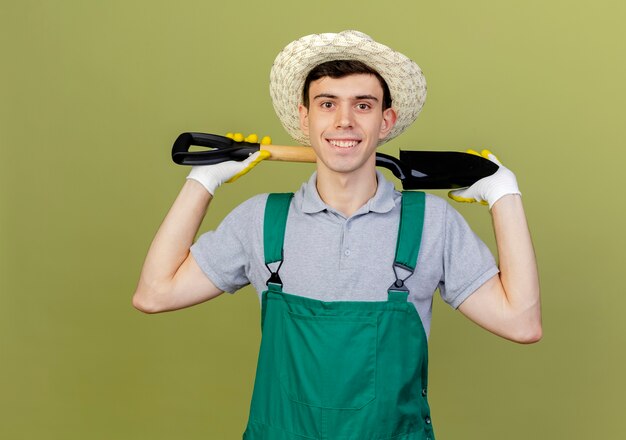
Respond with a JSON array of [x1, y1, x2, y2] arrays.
[[302, 60, 392, 110]]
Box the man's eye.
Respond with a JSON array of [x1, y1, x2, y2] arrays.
[[321, 102, 333, 108], [357, 103, 370, 110]]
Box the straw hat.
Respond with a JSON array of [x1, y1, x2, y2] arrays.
[[269, 30, 427, 146]]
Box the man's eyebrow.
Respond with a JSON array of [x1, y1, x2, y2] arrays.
[[312, 93, 379, 101], [355, 95, 379, 101], [312, 93, 338, 100]]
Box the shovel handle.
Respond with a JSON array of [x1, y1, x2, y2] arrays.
[[261, 144, 317, 162]]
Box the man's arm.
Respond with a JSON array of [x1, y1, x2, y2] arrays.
[[449, 150, 542, 343], [132, 148, 270, 314], [457, 194, 542, 343], [133, 180, 223, 313]]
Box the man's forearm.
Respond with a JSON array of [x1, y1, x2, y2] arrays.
[[133, 180, 213, 309], [144, 179, 210, 277], [457, 193, 542, 343], [491, 194, 542, 338]]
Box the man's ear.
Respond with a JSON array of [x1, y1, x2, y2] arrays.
[[379, 108, 397, 139], [298, 104, 309, 136]]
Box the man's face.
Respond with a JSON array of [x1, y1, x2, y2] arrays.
[[298, 74, 397, 177]]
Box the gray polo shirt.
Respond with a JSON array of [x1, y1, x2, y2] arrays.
[[191, 171, 498, 336]]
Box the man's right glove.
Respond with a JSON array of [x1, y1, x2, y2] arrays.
[[448, 149, 521, 209], [186, 133, 271, 195]]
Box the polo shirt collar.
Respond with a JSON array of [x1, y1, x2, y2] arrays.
[[300, 170, 396, 215]]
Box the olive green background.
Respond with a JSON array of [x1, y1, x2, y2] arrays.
[[1, 0, 624, 438]]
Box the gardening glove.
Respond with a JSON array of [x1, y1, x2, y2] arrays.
[[448, 149, 521, 209], [186, 133, 272, 195]]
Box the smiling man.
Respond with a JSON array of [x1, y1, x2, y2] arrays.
[[134, 31, 541, 440]]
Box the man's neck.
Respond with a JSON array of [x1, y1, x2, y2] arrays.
[[315, 166, 378, 218]]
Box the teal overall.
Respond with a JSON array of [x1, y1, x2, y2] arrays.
[[243, 192, 435, 440]]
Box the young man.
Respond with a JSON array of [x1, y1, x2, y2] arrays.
[[134, 30, 541, 440]]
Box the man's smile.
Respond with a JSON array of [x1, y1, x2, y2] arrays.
[[326, 138, 362, 149]]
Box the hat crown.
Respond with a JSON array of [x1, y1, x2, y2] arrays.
[[316, 30, 373, 44]]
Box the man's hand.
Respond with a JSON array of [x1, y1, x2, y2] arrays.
[[448, 149, 521, 209], [186, 133, 271, 195]]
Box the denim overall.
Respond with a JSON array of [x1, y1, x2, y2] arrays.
[[243, 192, 435, 440]]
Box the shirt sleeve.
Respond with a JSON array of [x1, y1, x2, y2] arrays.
[[190, 194, 267, 294], [438, 202, 500, 309]]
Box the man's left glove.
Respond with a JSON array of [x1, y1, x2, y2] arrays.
[[448, 149, 521, 209], [186, 133, 271, 195]]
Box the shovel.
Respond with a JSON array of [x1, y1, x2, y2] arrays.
[[171, 132, 498, 190]]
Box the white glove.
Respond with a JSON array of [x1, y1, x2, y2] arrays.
[[187, 150, 270, 195], [186, 133, 271, 195], [448, 149, 521, 209]]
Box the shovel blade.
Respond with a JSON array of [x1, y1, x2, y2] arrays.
[[397, 150, 499, 189]]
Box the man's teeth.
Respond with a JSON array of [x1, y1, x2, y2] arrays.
[[328, 140, 359, 148]]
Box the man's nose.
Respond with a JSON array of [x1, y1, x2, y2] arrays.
[[334, 106, 354, 128]]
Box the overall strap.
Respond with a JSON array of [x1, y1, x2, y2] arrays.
[[263, 193, 294, 289], [388, 191, 426, 297]]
